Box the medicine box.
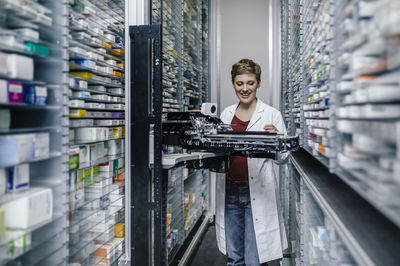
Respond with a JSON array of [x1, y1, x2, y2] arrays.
[[0, 169, 6, 196], [99, 161, 114, 172], [111, 238, 124, 258], [72, 91, 90, 99], [76, 80, 88, 89], [0, 134, 35, 167], [15, 28, 39, 40], [8, 81, 23, 104], [110, 192, 123, 207], [0, 52, 8, 76], [75, 128, 100, 141], [105, 59, 116, 66], [69, 147, 79, 170], [79, 145, 90, 165], [0, 35, 25, 51], [97, 227, 114, 243], [89, 85, 106, 92], [34, 132, 50, 159], [24, 42, 49, 56], [114, 223, 125, 237], [71, 60, 96, 69], [23, 86, 47, 105], [107, 88, 123, 95], [0, 79, 7, 103], [2, 187, 53, 229], [92, 243, 114, 265], [112, 127, 122, 139], [69, 188, 84, 211], [68, 170, 82, 192], [7, 54, 34, 80], [69, 109, 87, 118], [108, 139, 121, 155], [70, 72, 93, 79], [90, 142, 108, 161], [0, 209, 4, 238], [69, 99, 85, 108], [7, 163, 30, 192]]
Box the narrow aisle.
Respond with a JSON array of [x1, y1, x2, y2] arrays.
[[188, 224, 226, 266]]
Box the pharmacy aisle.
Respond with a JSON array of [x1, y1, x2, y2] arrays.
[[281, 0, 400, 265]]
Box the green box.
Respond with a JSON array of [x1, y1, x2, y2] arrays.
[[69, 155, 79, 170], [25, 42, 49, 56]]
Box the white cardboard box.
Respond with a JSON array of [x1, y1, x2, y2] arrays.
[[3, 187, 53, 229], [34, 132, 50, 159], [7, 163, 29, 192], [0, 79, 7, 103], [0, 168, 6, 196], [7, 54, 34, 80]]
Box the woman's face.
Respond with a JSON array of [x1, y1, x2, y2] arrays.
[[233, 73, 259, 105]]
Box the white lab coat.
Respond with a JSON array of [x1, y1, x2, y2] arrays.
[[215, 99, 288, 264]]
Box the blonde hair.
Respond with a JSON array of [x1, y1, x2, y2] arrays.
[[231, 59, 261, 83]]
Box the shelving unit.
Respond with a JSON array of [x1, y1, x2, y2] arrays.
[[300, 171, 356, 266], [201, 1, 210, 104], [0, 0, 69, 265], [281, 0, 400, 264], [300, 0, 336, 170], [183, 0, 203, 111], [291, 150, 400, 265], [147, 0, 211, 263], [67, 0, 126, 265], [333, 0, 400, 229]]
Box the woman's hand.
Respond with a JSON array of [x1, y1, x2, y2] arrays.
[[264, 124, 278, 132]]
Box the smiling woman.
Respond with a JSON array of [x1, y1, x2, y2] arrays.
[[214, 58, 288, 265]]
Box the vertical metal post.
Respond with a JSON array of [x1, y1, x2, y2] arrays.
[[129, 24, 164, 266]]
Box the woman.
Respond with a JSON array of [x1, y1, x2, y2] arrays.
[[215, 59, 288, 266]]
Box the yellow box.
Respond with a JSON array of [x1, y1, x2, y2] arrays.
[[112, 127, 122, 139], [114, 223, 125, 237], [102, 41, 112, 49], [117, 63, 125, 70], [70, 72, 93, 79], [122, 126, 125, 138], [112, 71, 122, 77], [69, 109, 87, 117], [110, 49, 125, 55]]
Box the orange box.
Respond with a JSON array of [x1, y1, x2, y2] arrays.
[[318, 144, 325, 154]]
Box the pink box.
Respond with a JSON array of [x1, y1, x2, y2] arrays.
[[8, 81, 23, 103]]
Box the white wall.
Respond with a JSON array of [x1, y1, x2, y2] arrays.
[[220, 0, 269, 111], [210, 0, 281, 113]]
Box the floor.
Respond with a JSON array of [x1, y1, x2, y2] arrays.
[[188, 224, 227, 266], [188, 224, 285, 266]]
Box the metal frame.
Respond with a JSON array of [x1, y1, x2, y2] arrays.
[[129, 24, 164, 266]]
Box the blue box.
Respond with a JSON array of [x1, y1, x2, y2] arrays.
[[23, 85, 47, 105]]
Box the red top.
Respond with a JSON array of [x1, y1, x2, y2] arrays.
[[226, 115, 250, 182]]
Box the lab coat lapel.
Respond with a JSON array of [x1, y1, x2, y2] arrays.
[[247, 99, 264, 131], [224, 103, 238, 124]]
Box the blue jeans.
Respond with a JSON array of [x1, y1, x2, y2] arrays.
[[225, 182, 262, 266]]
